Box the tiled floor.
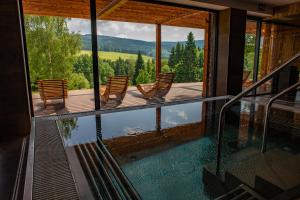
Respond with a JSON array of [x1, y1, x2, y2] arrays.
[[32, 82, 203, 116]]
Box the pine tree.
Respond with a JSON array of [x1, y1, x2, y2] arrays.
[[168, 47, 176, 69], [183, 32, 197, 82], [114, 57, 122, 75], [133, 51, 144, 85], [175, 42, 182, 64]]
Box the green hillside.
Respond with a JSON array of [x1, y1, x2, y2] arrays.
[[81, 35, 204, 58], [79, 50, 153, 62]]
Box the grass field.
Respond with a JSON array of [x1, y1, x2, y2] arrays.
[[79, 50, 153, 62]]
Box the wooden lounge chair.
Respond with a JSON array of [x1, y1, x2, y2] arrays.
[[243, 70, 251, 83], [101, 76, 129, 105], [136, 73, 175, 99], [37, 79, 68, 108], [243, 70, 252, 87]]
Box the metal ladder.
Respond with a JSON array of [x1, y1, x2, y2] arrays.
[[215, 52, 300, 175]]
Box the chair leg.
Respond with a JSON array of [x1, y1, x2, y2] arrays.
[[63, 97, 66, 107], [43, 99, 47, 108], [101, 94, 109, 105]]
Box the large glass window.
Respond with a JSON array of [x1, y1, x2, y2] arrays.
[[161, 25, 205, 99], [256, 22, 272, 94], [97, 21, 156, 109], [243, 20, 257, 89], [25, 16, 94, 116]]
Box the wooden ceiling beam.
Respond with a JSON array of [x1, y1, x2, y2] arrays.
[[159, 11, 202, 24], [97, 0, 128, 18]]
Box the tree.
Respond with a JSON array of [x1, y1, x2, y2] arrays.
[[244, 33, 256, 72], [168, 47, 176, 69], [183, 32, 197, 81], [73, 55, 93, 86], [25, 16, 81, 89], [68, 73, 90, 90], [174, 62, 187, 83], [133, 51, 144, 85], [100, 61, 115, 84], [136, 69, 151, 84], [114, 57, 125, 75], [162, 65, 171, 73], [175, 42, 183, 64]]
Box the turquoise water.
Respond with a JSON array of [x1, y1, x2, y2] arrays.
[[122, 137, 216, 200]]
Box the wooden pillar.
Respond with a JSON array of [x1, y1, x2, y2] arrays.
[[0, 0, 32, 137], [202, 14, 211, 97], [156, 24, 161, 78], [216, 8, 246, 96], [156, 107, 161, 132]]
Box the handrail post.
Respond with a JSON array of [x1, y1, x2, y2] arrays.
[[261, 81, 300, 153], [216, 108, 226, 175]]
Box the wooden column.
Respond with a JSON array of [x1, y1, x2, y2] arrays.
[[216, 8, 246, 96], [0, 0, 31, 137], [202, 14, 210, 97], [156, 24, 161, 78], [156, 107, 161, 132]]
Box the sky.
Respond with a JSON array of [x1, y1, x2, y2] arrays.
[[67, 19, 205, 42]]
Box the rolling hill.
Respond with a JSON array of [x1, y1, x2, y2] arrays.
[[81, 34, 204, 58]]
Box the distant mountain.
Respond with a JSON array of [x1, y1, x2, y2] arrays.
[[81, 35, 204, 58]]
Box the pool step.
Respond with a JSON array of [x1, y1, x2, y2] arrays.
[[215, 184, 265, 200], [204, 148, 300, 199], [224, 149, 300, 199]]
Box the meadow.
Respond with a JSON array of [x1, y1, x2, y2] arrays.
[[79, 50, 153, 62]]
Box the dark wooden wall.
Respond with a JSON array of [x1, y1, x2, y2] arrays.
[[216, 8, 246, 96], [0, 0, 31, 137]]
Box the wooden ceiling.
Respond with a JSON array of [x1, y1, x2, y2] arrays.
[[22, 0, 209, 29]]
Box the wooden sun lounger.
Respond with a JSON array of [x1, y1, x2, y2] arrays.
[[243, 70, 252, 87], [243, 70, 251, 83], [37, 79, 68, 108], [136, 73, 175, 99], [101, 76, 129, 105]]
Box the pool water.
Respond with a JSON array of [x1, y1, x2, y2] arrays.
[[121, 137, 216, 200], [57, 99, 264, 200], [59, 102, 203, 147]]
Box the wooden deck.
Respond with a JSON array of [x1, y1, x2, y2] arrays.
[[32, 82, 203, 116]]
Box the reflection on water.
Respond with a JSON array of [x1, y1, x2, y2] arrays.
[[161, 102, 201, 128], [58, 102, 205, 147]]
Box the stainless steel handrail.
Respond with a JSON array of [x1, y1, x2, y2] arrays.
[[261, 81, 300, 153], [216, 52, 300, 175]]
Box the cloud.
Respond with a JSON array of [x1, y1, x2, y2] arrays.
[[116, 34, 128, 38], [67, 19, 205, 41], [66, 18, 91, 35]]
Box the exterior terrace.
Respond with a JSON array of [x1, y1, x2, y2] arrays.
[[32, 82, 203, 116]]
